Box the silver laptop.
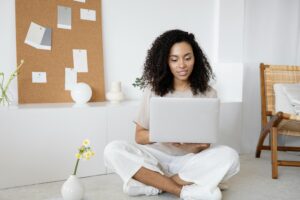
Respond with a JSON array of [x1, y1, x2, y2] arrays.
[[149, 97, 220, 143]]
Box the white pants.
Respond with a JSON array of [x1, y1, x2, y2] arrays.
[[104, 141, 240, 193]]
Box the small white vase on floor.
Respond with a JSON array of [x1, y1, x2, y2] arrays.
[[106, 81, 124, 103], [61, 175, 84, 200]]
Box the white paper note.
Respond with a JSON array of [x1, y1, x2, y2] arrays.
[[65, 68, 77, 90], [32, 72, 47, 83], [74, 0, 86, 2], [73, 49, 88, 72], [24, 22, 52, 50], [57, 6, 72, 30], [80, 9, 96, 21], [39, 27, 52, 50], [25, 22, 45, 49]]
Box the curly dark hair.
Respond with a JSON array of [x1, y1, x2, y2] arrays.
[[141, 29, 214, 96]]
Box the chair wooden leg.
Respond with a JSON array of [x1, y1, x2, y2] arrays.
[[256, 128, 270, 158], [271, 127, 278, 179], [256, 113, 283, 158]]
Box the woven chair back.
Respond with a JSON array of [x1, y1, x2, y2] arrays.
[[264, 65, 300, 114]]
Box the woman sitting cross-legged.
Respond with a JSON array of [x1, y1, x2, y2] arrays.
[[104, 29, 240, 200]]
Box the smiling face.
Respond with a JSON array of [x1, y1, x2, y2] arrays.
[[168, 41, 195, 87]]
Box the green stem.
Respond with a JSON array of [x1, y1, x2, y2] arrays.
[[0, 84, 10, 105], [0, 74, 4, 103], [0, 60, 24, 105], [3, 60, 24, 95], [0, 73, 4, 88], [3, 75, 15, 95], [73, 159, 80, 175], [0, 84, 6, 105]]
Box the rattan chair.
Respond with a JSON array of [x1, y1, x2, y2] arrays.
[[256, 63, 300, 179]]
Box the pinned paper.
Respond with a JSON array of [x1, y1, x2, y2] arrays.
[[32, 72, 47, 83], [57, 6, 72, 29], [24, 22, 52, 50], [74, 0, 86, 2], [65, 68, 77, 90], [25, 22, 44, 48], [40, 28, 52, 49], [73, 49, 88, 72], [80, 9, 96, 21]]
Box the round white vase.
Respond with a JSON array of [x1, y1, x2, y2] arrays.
[[61, 175, 84, 200], [71, 82, 92, 104]]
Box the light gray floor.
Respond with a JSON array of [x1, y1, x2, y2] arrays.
[[1, 151, 300, 200]]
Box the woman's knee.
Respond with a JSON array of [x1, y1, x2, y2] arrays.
[[217, 146, 240, 180], [213, 146, 239, 166], [218, 146, 240, 170], [222, 145, 238, 158]]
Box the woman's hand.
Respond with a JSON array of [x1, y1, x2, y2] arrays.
[[171, 143, 210, 153], [135, 123, 155, 145]]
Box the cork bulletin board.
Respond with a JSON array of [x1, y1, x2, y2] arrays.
[[15, 0, 105, 103]]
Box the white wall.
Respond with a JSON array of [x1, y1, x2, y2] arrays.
[[242, 0, 300, 152], [0, 0, 17, 102], [217, 0, 244, 63], [102, 0, 218, 99], [212, 0, 244, 102]]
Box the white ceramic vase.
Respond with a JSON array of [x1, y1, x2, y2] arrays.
[[106, 81, 124, 103], [71, 82, 92, 104], [61, 175, 84, 200], [106, 91, 124, 103]]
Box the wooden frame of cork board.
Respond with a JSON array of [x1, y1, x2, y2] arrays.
[[15, 0, 105, 103]]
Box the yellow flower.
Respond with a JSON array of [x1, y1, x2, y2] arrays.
[[84, 151, 92, 160], [82, 139, 90, 146], [75, 153, 81, 159], [73, 139, 95, 175], [79, 146, 85, 152]]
